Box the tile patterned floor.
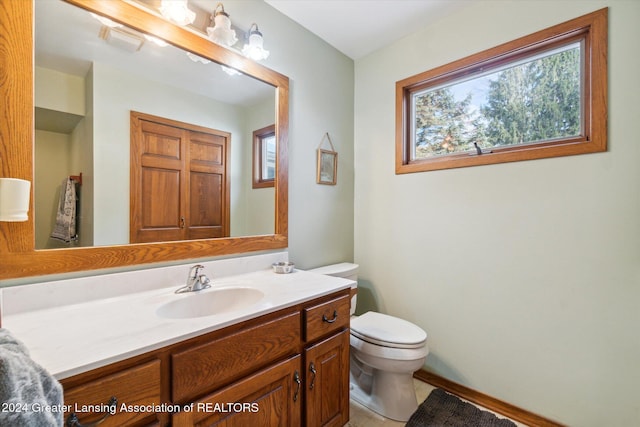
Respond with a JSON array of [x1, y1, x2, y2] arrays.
[[346, 379, 527, 427]]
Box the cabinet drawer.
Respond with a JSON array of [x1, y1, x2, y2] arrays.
[[63, 359, 161, 427], [304, 293, 350, 343], [172, 311, 301, 403]]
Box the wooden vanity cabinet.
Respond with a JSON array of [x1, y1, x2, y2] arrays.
[[59, 289, 350, 427], [303, 294, 351, 427]]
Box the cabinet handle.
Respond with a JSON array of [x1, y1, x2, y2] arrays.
[[322, 309, 338, 323], [180, 216, 185, 228], [66, 396, 117, 427], [309, 362, 317, 390], [293, 370, 301, 402]]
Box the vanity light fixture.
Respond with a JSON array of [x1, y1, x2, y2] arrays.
[[186, 52, 211, 64], [90, 12, 122, 28], [242, 23, 269, 61], [207, 3, 238, 47], [184, 3, 268, 75], [98, 26, 145, 52], [221, 65, 242, 76], [0, 178, 31, 222], [159, 0, 196, 26], [144, 34, 169, 47]]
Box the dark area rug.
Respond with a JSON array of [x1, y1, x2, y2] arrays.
[[406, 388, 517, 427]]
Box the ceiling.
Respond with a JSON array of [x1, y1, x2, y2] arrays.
[[264, 0, 469, 60]]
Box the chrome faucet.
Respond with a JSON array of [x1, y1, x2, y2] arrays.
[[176, 264, 211, 293]]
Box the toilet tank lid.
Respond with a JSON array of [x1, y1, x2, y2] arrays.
[[308, 263, 359, 278]]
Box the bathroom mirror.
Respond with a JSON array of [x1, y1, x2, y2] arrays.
[[34, 0, 276, 248], [0, 0, 289, 280]]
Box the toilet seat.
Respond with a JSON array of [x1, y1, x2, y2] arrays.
[[350, 311, 427, 349]]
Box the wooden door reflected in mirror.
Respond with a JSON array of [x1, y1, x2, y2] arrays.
[[130, 112, 231, 243]]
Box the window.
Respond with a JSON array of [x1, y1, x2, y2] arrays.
[[396, 8, 607, 173], [253, 124, 276, 188]]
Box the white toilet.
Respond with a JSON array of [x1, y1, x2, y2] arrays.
[[309, 263, 428, 422]]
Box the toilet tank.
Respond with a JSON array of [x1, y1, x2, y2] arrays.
[[308, 263, 358, 315]]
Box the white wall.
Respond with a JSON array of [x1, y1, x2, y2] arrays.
[[34, 66, 85, 116], [354, 1, 640, 426], [243, 97, 276, 237], [79, 69, 94, 247]]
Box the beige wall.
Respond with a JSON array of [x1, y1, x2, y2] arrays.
[[34, 130, 71, 248], [252, 2, 355, 267], [353, 1, 640, 425], [243, 97, 276, 237], [35, 66, 85, 116]]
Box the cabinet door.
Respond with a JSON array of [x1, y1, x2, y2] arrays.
[[305, 330, 350, 427], [172, 355, 302, 427]]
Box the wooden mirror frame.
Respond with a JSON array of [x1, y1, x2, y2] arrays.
[[0, 0, 289, 280]]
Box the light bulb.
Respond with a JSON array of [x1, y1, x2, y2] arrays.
[[242, 26, 269, 61], [160, 0, 196, 26], [206, 3, 238, 47]]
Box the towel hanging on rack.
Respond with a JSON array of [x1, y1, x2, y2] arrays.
[[50, 177, 77, 243]]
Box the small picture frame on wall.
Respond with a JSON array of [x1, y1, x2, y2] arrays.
[[317, 149, 337, 185]]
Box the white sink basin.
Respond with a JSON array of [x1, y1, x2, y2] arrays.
[[157, 287, 265, 319]]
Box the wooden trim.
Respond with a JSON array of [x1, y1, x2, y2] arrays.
[[276, 85, 289, 238], [414, 369, 566, 427], [0, 0, 289, 280], [0, 0, 34, 254], [252, 124, 276, 189], [396, 8, 607, 174]]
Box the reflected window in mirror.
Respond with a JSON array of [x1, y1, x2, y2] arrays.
[[253, 124, 276, 189]]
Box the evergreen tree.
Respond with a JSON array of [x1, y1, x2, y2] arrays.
[[414, 89, 480, 158], [413, 46, 580, 157], [481, 48, 580, 146]]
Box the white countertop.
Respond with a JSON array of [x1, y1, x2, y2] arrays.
[[2, 269, 353, 379]]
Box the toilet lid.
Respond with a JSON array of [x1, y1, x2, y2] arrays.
[[350, 311, 427, 349]]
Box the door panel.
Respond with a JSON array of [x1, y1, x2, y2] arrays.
[[142, 126, 182, 160], [188, 131, 229, 238], [131, 112, 230, 243], [142, 169, 181, 228], [189, 172, 224, 238], [131, 118, 186, 243]]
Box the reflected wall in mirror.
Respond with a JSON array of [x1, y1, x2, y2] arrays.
[[0, 0, 289, 280], [34, 0, 275, 249]]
